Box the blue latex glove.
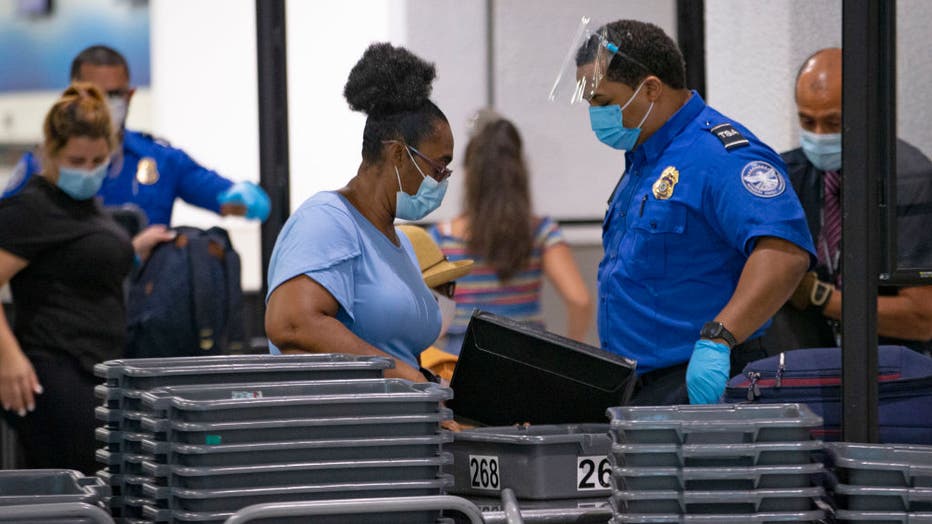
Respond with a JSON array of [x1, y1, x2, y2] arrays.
[[217, 181, 271, 221], [686, 339, 731, 404]]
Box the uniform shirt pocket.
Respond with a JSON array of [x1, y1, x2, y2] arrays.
[[620, 199, 688, 280]]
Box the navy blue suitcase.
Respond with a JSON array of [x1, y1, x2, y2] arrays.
[[724, 346, 932, 444]]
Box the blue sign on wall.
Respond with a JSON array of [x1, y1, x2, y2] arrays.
[[0, 0, 150, 92]]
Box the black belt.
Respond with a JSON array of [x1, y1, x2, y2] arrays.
[[636, 337, 765, 388]]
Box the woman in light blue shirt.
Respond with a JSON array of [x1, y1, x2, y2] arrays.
[[265, 43, 454, 383]]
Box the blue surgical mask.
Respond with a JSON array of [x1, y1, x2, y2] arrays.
[[395, 149, 448, 221], [589, 80, 654, 150], [56, 161, 109, 200], [799, 129, 842, 172]]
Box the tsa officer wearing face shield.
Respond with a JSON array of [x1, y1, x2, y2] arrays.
[[772, 48, 932, 354], [2, 45, 270, 226], [560, 19, 815, 405]]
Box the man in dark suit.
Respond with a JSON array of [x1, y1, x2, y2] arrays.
[[767, 48, 932, 355]]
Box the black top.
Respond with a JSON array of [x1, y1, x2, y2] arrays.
[[0, 177, 134, 372], [764, 140, 932, 354]]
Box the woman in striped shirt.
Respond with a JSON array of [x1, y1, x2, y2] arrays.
[[428, 111, 593, 355]]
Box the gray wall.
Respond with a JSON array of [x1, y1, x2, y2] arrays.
[[706, 0, 932, 158], [897, 0, 932, 154]]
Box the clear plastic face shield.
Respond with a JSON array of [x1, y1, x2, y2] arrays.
[[548, 17, 616, 105], [548, 17, 652, 105]]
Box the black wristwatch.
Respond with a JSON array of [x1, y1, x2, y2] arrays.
[[700, 321, 737, 349]]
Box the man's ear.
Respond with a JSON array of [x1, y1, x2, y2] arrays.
[[644, 76, 664, 102], [127, 87, 137, 104]]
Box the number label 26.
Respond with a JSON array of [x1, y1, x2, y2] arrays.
[[577, 456, 611, 491], [469, 455, 501, 490]]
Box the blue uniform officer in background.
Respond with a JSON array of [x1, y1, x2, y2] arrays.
[[2, 45, 269, 226], [571, 20, 815, 405]]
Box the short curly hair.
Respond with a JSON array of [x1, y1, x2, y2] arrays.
[[344, 43, 448, 163], [576, 20, 686, 90]]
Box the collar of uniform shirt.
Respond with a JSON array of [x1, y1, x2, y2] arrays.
[[636, 90, 705, 163]]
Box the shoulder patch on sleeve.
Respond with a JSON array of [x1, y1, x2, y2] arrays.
[[710, 123, 750, 151], [741, 161, 786, 198], [3, 158, 28, 192]]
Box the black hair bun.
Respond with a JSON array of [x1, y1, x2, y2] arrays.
[[344, 42, 436, 116]]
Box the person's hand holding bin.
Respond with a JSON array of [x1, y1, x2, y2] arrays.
[[686, 339, 731, 404]]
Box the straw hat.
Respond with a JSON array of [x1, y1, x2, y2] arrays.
[[397, 225, 473, 288]]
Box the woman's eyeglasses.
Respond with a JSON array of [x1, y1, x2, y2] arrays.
[[407, 145, 453, 182]]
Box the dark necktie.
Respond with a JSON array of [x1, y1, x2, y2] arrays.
[[819, 170, 842, 284]]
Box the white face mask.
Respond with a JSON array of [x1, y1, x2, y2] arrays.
[[432, 290, 457, 339]]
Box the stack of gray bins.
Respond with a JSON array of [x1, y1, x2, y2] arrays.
[[135, 378, 453, 524], [447, 424, 613, 500], [607, 403, 828, 523], [0, 469, 111, 522], [828, 442, 932, 523], [92, 354, 409, 522]]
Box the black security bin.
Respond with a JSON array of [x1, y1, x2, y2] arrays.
[[448, 311, 637, 426]]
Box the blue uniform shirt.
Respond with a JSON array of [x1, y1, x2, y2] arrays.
[[266, 191, 441, 368], [2, 129, 233, 226], [598, 92, 816, 375]]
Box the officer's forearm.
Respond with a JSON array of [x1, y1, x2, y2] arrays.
[[713, 237, 810, 343]]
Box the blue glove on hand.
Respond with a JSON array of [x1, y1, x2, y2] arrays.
[[217, 181, 271, 221], [686, 339, 731, 404]]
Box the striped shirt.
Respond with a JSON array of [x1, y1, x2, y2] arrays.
[[428, 217, 565, 338]]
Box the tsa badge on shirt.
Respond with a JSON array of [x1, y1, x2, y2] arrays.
[[136, 157, 160, 185], [652, 166, 680, 200], [740, 161, 785, 198]]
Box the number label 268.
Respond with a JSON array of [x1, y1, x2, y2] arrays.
[[577, 456, 611, 491], [469, 455, 501, 490]]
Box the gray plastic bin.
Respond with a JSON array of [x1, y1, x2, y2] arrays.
[[608, 510, 827, 523], [836, 483, 932, 512], [163, 509, 455, 524], [0, 502, 115, 523], [143, 433, 451, 467], [834, 510, 932, 523], [95, 358, 395, 413], [95, 449, 149, 476], [143, 475, 453, 514], [224, 496, 483, 524], [95, 354, 393, 390], [0, 469, 108, 507], [607, 404, 823, 445], [142, 410, 452, 445], [612, 440, 823, 468], [95, 407, 147, 432], [110, 494, 148, 518], [610, 486, 825, 514], [95, 427, 151, 454], [468, 494, 611, 523], [140, 379, 451, 423], [612, 462, 824, 491], [828, 443, 932, 488], [142, 454, 452, 490], [447, 423, 612, 499], [143, 507, 457, 523]]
